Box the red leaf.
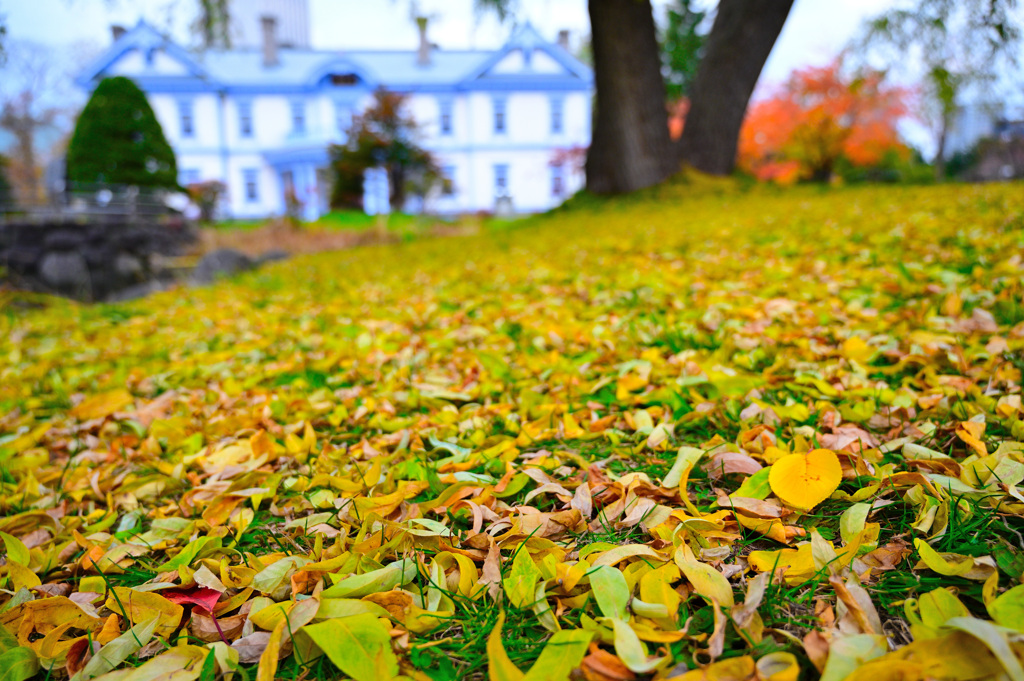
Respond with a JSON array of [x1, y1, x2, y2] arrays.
[[162, 586, 221, 612]]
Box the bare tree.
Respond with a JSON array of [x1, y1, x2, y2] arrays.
[[0, 40, 74, 205], [195, 0, 231, 49], [65, 0, 231, 50], [855, 0, 1023, 178]]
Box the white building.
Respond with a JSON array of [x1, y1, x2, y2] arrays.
[[945, 102, 1024, 158], [75, 2, 593, 220]]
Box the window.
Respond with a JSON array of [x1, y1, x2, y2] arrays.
[[493, 98, 506, 134], [441, 165, 455, 196], [330, 73, 358, 86], [179, 100, 194, 138], [243, 169, 259, 203], [180, 169, 200, 186], [238, 101, 253, 138], [335, 102, 352, 134], [291, 100, 306, 135], [494, 164, 509, 196], [551, 164, 565, 197], [550, 97, 564, 135], [439, 100, 453, 136]]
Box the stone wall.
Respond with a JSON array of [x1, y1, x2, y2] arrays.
[[0, 216, 197, 301]]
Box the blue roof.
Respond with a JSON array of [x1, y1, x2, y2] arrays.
[[77, 20, 593, 94]]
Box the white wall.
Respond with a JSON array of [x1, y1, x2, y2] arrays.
[[427, 149, 582, 215], [139, 77, 588, 217], [417, 88, 589, 214], [150, 93, 222, 151], [563, 92, 591, 144], [176, 153, 223, 186], [109, 48, 190, 77], [224, 153, 280, 219], [160, 86, 588, 217]]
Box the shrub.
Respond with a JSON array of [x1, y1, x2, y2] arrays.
[[66, 76, 178, 189], [186, 180, 226, 223], [0, 154, 13, 207], [738, 60, 910, 184], [329, 89, 439, 211]]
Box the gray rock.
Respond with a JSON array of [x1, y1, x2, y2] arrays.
[[39, 251, 91, 297], [257, 249, 290, 265], [3, 246, 43, 273], [105, 280, 169, 302], [114, 253, 145, 281], [44, 229, 87, 251], [81, 244, 114, 266], [192, 248, 255, 285]]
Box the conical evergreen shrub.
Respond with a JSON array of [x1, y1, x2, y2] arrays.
[[66, 76, 178, 189]]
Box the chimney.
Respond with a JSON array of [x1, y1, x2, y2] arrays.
[[111, 25, 127, 43], [557, 30, 570, 51], [261, 16, 280, 68], [416, 16, 431, 67]]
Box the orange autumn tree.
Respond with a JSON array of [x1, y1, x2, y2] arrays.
[[738, 60, 911, 184]]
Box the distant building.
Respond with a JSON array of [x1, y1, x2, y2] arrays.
[[945, 102, 1024, 158], [75, 2, 593, 220]]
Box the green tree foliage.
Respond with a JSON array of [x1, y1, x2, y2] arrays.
[[661, 0, 707, 100], [856, 0, 1022, 175], [329, 89, 439, 211], [66, 76, 178, 189]]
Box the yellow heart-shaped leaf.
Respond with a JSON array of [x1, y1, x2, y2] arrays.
[[768, 449, 842, 510]]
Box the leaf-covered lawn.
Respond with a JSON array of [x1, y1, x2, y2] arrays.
[[1, 181, 1023, 681]]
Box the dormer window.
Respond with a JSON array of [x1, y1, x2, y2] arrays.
[[330, 74, 358, 86]]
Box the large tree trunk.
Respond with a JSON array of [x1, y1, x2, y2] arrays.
[[679, 0, 794, 175], [585, 0, 677, 195]]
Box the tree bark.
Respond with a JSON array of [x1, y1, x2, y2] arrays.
[[679, 0, 794, 175], [585, 0, 678, 194]]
